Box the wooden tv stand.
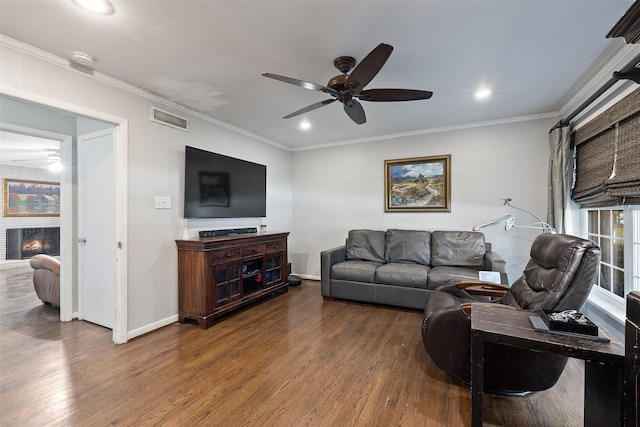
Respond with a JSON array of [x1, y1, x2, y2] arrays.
[[176, 231, 289, 329]]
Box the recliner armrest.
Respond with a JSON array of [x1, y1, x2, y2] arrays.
[[460, 303, 472, 316], [29, 254, 60, 275]]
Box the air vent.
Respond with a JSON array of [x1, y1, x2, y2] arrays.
[[150, 107, 189, 132]]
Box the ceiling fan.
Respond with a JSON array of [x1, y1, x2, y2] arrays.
[[262, 43, 433, 125], [2, 147, 61, 170]]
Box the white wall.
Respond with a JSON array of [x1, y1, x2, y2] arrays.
[[1, 45, 293, 334], [291, 116, 556, 282]]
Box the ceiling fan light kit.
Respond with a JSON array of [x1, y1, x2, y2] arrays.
[[49, 160, 63, 172], [263, 43, 433, 125]]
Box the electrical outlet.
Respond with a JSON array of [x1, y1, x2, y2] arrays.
[[155, 196, 171, 209]]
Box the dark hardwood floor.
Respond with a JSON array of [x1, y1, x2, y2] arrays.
[[1, 266, 584, 426]]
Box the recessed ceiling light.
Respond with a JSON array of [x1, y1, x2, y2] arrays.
[[475, 88, 492, 100], [300, 120, 311, 130], [71, 0, 114, 15]]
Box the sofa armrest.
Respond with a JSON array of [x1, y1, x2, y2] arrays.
[[320, 245, 346, 297], [484, 250, 507, 272]]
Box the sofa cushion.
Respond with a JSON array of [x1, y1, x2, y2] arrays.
[[331, 260, 382, 283], [427, 266, 482, 290], [346, 229, 386, 263], [375, 263, 430, 289], [431, 231, 486, 267], [385, 229, 431, 265]]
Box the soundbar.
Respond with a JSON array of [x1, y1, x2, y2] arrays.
[[199, 227, 258, 238]]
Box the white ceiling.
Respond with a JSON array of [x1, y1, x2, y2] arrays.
[[0, 131, 60, 169], [0, 0, 634, 149]]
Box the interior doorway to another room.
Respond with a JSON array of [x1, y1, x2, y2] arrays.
[[0, 92, 128, 343]]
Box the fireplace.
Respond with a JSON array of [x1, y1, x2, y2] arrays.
[[6, 227, 60, 260]]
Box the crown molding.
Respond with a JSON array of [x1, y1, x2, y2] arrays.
[[560, 42, 640, 122], [0, 35, 289, 151], [292, 112, 559, 152]]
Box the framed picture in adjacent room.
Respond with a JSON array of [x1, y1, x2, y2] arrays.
[[2, 178, 61, 217], [384, 154, 451, 212]]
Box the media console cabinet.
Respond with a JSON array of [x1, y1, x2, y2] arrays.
[[176, 231, 289, 329]]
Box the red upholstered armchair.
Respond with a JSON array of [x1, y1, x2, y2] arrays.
[[422, 233, 601, 394], [30, 254, 60, 307]]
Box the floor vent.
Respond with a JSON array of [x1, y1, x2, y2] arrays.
[[150, 107, 189, 132]]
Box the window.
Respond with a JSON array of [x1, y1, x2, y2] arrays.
[[585, 206, 640, 302], [587, 209, 625, 297]]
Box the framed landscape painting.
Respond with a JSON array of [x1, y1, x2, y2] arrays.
[[2, 179, 61, 217], [384, 155, 451, 212]]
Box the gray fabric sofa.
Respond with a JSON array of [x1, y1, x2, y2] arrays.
[[320, 229, 507, 309]]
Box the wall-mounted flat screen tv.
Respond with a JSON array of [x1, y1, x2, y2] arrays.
[[184, 146, 266, 218]]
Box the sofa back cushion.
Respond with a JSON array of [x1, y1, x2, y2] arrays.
[[430, 231, 486, 267], [385, 229, 431, 265], [346, 229, 386, 263]]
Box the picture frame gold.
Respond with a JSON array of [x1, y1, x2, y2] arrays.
[[384, 155, 451, 212], [2, 178, 61, 217]]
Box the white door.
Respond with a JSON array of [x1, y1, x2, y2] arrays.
[[78, 129, 115, 329]]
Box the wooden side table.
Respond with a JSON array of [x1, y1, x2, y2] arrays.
[[470, 304, 625, 427]]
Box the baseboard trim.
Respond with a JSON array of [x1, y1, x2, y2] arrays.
[[294, 273, 320, 281], [127, 314, 179, 340]]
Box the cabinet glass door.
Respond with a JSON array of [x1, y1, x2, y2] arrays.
[[264, 253, 283, 287], [214, 262, 241, 305]]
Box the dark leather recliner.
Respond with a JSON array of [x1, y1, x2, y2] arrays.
[[422, 233, 601, 394]]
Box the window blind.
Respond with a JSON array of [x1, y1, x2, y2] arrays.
[[572, 87, 640, 207]]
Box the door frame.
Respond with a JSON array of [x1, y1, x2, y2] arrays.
[[1, 84, 129, 344]]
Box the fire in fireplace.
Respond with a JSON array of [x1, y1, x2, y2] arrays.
[[6, 227, 60, 260]]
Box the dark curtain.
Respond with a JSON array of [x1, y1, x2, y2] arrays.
[[572, 87, 640, 207]]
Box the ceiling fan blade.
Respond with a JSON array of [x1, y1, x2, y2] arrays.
[[346, 43, 393, 94], [283, 99, 337, 119], [358, 89, 433, 102], [262, 73, 337, 96], [344, 99, 366, 125], [10, 158, 54, 165]]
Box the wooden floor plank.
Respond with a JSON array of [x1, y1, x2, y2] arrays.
[[1, 266, 583, 426]]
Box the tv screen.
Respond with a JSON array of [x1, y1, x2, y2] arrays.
[[184, 146, 266, 219]]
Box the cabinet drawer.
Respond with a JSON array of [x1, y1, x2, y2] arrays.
[[242, 244, 265, 257], [265, 241, 284, 253], [211, 249, 241, 263]]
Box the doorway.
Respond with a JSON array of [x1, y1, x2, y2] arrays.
[[0, 90, 128, 343]]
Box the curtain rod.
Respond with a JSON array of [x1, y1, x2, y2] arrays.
[[552, 51, 640, 130]]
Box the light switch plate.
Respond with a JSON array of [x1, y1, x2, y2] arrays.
[[155, 196, 171, 209]]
